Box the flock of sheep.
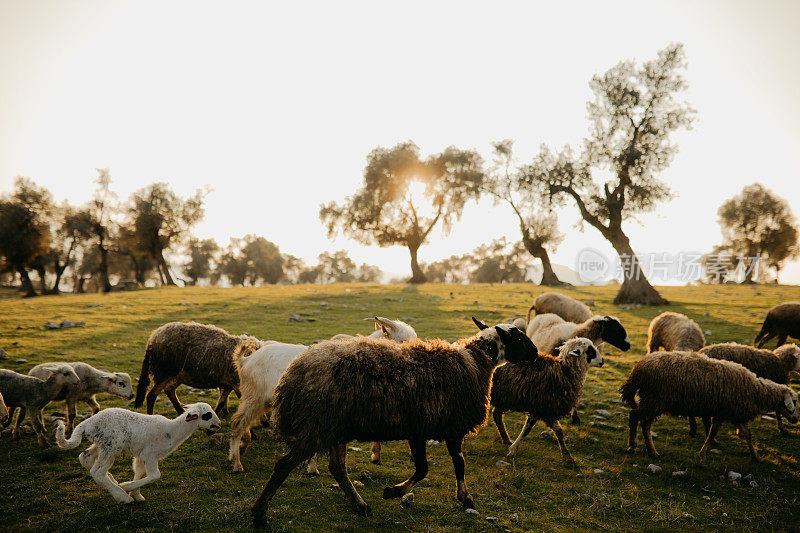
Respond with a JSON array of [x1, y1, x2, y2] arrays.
[[1, 295, 800, 527]]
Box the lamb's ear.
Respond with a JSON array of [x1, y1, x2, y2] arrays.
[[365, 316, 393, 336], [495, 326, 513, 346], [472, 317, 489, 331], [186, 413, 199, 422], [784, 391, 797, 411]]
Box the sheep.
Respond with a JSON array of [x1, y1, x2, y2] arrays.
[[755, 302, 800, 348], [526, 292, 593, 325], [491, 338, 602, 463], [511, 317, 527, 332], [699, 343, 800, 435], [28, 362, 133, 437], [228, 317, 416, 474], [134, 322, 263, 416], [0, 392, 8, 425], [526, 313, 630, 424], [620, 351, 799, 463], [249, 318, 539, 526], [645, 312, 705, 353], [55, 403, 221, 503], [0, 366, 80, 447]]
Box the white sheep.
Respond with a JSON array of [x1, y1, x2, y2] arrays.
[[228, 317, 416, 474], [56, 403, 221, 503], [527, 292, 593, 324], [28, 362, 133, 437]]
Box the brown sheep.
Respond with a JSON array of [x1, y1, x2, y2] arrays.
[[700, 343, 800, 435], [249, 319, 539, 527], [526, 292, 593, 325], [755, 302, 800, 348], [620, 351, 799, 463], [645, 312, 705, 353], [134, 322, 263, 415], [491, 338, 602, 463]]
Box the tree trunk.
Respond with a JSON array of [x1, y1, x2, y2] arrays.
[[98, 240, 112, 293], [158, 252, 176, 285], [521, 231, 563, 286], [408, 245, 426, 284], [17, 267, 38, 297], [76, 277, 87, 294], [609, 231, 668, 306]]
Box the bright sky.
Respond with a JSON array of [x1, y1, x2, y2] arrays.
[[1, 0, 799, 283]]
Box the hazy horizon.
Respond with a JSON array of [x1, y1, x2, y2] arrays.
[[2, 0, 799, 285]]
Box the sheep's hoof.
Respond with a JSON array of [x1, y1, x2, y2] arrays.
[[506, 449, 517, 459], [625, 447, 636, 456], [571, 414, 581, 425], [252, 509, 268, 529], [383, 486, 405, 500], [563, 455, 577, 466], [353, 503, 372, 517], [751, 454, 762, 463], [461, 494, 475, 510], [370, 455, 382, 465], [231, 464, 244, 474], [305, 468, 320, 476]]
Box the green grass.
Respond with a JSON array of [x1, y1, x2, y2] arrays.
[[1, 283, 800, 532]]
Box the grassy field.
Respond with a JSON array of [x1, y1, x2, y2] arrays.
[[1, 283, 800, 532]]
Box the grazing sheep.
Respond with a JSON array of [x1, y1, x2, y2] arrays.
[[755, 302, 800, 348], [0, 392, 8, 425], [526, 292, 593, 325], [249, 318, 538, 526], [620, 351, 799, 463], [645, 312, 705, 353], [56, 403, 221, 503], [527, 313, 630, 424], [491, 338, 602, 463], [700, 343, 800, 435], [134, 322, 263, 415], [229, 317, 416, 474], [28, 362, 133, 437], [0, 366, 80, 447]]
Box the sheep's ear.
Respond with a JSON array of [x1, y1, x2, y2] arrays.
[[186, 413, 199, 422], [495, 326, 512, 345], [366, 316, 393, 336], [784, 391, 796, 411], [472, 317, 489, 331]]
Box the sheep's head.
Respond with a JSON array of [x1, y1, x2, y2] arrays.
[[560, 338, 602, 368], [107, 372, 134, 399], [775, 344, 800, 373], [184, 403, 221, 432], [598, 316, 630, 351], [365, 317, 417, 343], [52, 365, 80, 386], [472, 317, 539, 365], [780, 388, 799, 424]]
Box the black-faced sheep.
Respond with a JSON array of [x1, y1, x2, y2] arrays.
[[229, 317, 417, 474], [755, 302, 800, 348], [491, 338, 602, 463], [645, 312, 705, 353], [620, 351, 799, 463], [0, 366, 80, 447], [56, 403, 220, 503], [249, 319, 539, 527], [700, 343, 800, 435], [527, 313, 630, 424], [134, 322, 263, 415], [28, 362, 133, 437], [526, 292, 593, 325]]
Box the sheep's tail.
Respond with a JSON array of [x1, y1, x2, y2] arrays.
[[134, 346, 153, 409], [619, 373, 640, 409], [55, 420, 84, 449], [526, 304, 536, 324]]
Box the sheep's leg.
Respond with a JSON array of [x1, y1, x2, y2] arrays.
[[12, 408, 25, 439], [119, 458, 161, 492], [383, 437, 427, 499], [735, 423, 761, 462], [90, 451, 133, 504], [776, 334, 788, 348], [128, 457, 147, 501], [164, 385, 185, 414], [2, 407, 15, 428], [251, 450, 307, 527], [145, 379, 169, 415], [66, 400, 77, 437], [641, 419, 659, 459], [507, 415, 536, 458], [777, 411, 792, 436], [28, 408, 50, 447], [755, 331, 776, 349], [79, 444, 98, 470], [306, 453, 320, 475], [228, 396, 265, 472], [701, 416, 718, 446], [445, 437, 475, 510], [698, 418, 723, 464], [86, 396, 101, 415], [370, 441, 382, 465], [688, 416, 697, 437], [330, 443, 372, 516], [492, 409, 512, 447], [570, 408, 581, 425], [627, 411, 639, 454], [215, 387, 232, 416], [546, 419, 575, 465]]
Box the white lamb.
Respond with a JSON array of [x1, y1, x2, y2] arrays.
[[56, 402, 220, 504], [228, 317, 417, 474]]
